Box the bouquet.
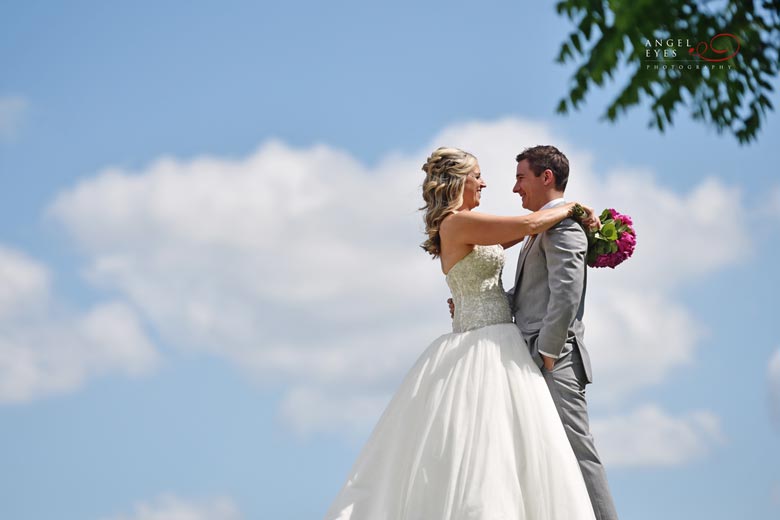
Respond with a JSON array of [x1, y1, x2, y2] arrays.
[[574, 206, 636, 268]]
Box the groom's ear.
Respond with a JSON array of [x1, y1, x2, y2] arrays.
[[542, 169, 555, 186]]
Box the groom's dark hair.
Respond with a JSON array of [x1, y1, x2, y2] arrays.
[[516, 145, 570, 191]]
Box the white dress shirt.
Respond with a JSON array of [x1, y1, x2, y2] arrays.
[[522, 198, 566, 252]]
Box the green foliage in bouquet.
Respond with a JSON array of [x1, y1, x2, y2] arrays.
[[585, 209, 636, 267], [588, 219, 617, 265], [572, 204, 637, 268]]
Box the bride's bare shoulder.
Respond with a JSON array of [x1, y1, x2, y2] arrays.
[[438, 211, 460, 233]]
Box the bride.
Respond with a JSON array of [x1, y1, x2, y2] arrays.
[[324, 147, 599, 519]]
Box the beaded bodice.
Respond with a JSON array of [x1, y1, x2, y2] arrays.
[[445, 245, 513, 333]]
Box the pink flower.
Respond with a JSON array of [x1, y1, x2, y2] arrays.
[[586, 208, 636, 269]]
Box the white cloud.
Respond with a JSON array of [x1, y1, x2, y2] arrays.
[[279, 386, 391, 438], [100, 494, 241, 520], [47, 141, 445, 393], [46, 117, 746, 436], [591, 404, 724, 468], [581, 284, 704, 403], [0, 245, 50, 318], [0, 95, 28, 142], [769, 348, 780, 429], [0, 245, 159, 403]]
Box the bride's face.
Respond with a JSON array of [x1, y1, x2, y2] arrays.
[[461, 164, 486, 210]]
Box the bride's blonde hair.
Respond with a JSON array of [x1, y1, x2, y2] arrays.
[[420, 147, 478, 257]]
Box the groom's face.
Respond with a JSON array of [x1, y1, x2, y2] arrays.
[[513, 159, 547, 211]]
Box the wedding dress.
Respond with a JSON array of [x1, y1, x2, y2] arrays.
[[324, 245, 596, 520]]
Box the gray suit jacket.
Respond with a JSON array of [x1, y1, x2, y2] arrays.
[[508, 207, 593, 383]]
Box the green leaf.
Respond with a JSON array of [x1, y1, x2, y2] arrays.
[[571, 32, 582, 53], [595, 241, 612, 255], [601, 221, 618, 240], [587, 248, 598, 266]]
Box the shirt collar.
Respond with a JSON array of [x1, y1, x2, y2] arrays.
[[540, 197, 566, 210]]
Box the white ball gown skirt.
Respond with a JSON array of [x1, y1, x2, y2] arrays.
[[323, 323, 596, 520]]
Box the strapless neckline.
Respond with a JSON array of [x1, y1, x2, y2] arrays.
[[444, 246, 482, 277], [444, 244, 511, 333]]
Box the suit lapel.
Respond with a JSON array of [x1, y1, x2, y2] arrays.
[[514, 234, 538, 286], [513, 199, 567, 287]]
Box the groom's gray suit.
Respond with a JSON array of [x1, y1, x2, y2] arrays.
[[508, 199, 618, 520]]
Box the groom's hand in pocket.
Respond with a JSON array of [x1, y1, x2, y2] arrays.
[[541, 354, 555, 371], [447, 298, 455, 319]]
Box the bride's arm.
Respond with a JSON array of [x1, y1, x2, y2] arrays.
[[440, 203, 577, 247], [501, 238, 524, 249]]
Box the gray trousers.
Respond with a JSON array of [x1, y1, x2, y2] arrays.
[[541, 345, 619, 520]]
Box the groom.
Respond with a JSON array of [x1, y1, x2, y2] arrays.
[[509, 145, 618, 520]]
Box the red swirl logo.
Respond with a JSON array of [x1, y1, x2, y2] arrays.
[[688, 33, 741, 62]]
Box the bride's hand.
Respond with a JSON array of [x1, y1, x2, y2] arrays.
[[573, 203, 601, 231]]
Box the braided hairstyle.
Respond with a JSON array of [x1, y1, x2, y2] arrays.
[[420, 147, 478, 257]]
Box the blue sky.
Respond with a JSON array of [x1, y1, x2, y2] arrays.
[[2, 1, 780, 519]]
